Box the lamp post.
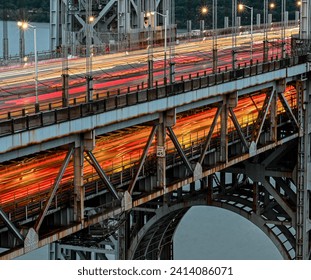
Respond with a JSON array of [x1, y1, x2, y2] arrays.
[[147, 10, 168, 84], [17, 21, 39, 112], [212, 0, 218, 73], [281, 0, 286, 59], [232, 0, 238, 70], [86, 15, 94, 103], [238, 3, 253, 62], [263, 1, 275, 62]]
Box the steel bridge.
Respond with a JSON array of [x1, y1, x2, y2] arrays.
[[0, 0, 311, 260]]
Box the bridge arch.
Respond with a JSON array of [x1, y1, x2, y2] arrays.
[[128, 199, 292, 260]]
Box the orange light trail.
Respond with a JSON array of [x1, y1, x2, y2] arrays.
[[0, 86, 297, 207]]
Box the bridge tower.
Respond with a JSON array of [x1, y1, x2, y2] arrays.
[[296, 0, 311, 260], [49, 0, 175, 55]]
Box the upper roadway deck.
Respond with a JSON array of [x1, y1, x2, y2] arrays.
[[0, 54, 309, 162]]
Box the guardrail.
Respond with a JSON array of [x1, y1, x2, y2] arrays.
[[0, 54, 308, 137]]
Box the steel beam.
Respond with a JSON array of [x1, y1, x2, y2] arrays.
[[157, 116, 166, 190], [85, 151, 121, 201], [167, 127, 193, 174], [262, 177, 296, 223], [228, 107, 249, 151], [73, 147, 84, 223], [252, 89, 275, 144], [34, 147, 75, 232], [278, 92, 299, 129], [0, 208, 24, 243], [199, 105, 222, 165], [128, 125, 158, 194], [220, 97, 228, 163]]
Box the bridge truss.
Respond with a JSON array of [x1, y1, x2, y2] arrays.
[[0, 56, 310, 260], [50, 0, 175, 54], [0, 1, 311, 261]]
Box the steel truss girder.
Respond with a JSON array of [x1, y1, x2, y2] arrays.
[[129, 188, 296, 260], [220, 140, 300, 255], [250, 85, 299, 146], [212, 173, 297, 259], [130, 207, 189, 260], [50, 0, 173, 50], [50, 233, 118, 260]]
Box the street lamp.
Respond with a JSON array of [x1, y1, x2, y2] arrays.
[[238, 3, 253, 62], [147, 10, 168, 84], [232, 0, 238, 70], [201, 2, 218, 73], [86, 15, 94, 102], [263, 1, 275, 62], [281, 0, 286, 59], [17, 21, 39, 112]]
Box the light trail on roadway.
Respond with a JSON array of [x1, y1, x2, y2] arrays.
[[0, 86, 297, 208], [0, 27, 298, 119]]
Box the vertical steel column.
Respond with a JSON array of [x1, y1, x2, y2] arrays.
[[157, 114, 167, 192], [296, 78, 311, 259], [269, 89, 277, 143], [73, 146, 84, 223], [220, 96, 229, 163], [300, 0, 310, 39], [117, 212, 130, 260], [157, 109, 176, 201]]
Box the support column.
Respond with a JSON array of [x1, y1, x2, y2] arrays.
[[270, 81, 284, 143], [300, 0, 311, 39], [62, 72, 69, 107], [73, 146, 84, 223], [157, 109, 176, 201], [157, 116, 166, 189], [118, 212, 130, 260], [296, 78, 311, 259], [221, 92, 237, 162]]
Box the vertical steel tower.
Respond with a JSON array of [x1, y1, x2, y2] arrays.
[[49, 0, 174, 55]]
